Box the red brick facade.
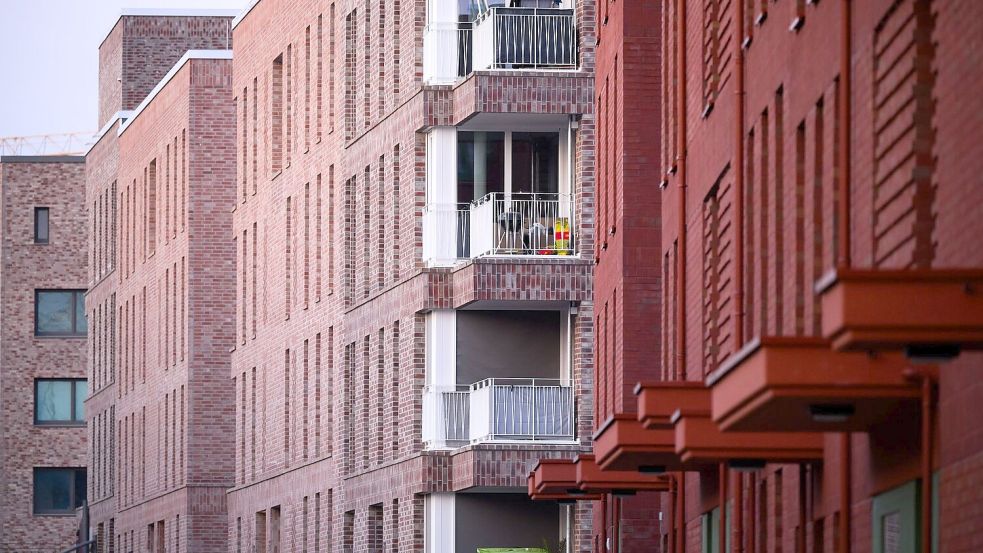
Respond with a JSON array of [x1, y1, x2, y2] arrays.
[[84, 12, 238, 553], [647, 0, 983, 552], [228, 0, 597, 551], [0, 157, 88, 552]]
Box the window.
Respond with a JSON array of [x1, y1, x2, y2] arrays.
[[701, 505, 730, 553], [35, 379, 87, 424], [34, 207, 49, 243], [455, 130, 561, 201], [35, 290, 87, 336], [33, 467, 86, 514]]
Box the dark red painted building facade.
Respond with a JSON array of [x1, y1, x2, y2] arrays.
[[534, 0, 983, 552]]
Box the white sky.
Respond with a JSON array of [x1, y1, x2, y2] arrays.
[[0, 0, 248, 138]]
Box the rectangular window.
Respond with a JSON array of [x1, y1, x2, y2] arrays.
[[33, 467, 86, 514], [35, 378, 87, 424], [35, 290, 87, 336], [34, 207, 49, 243]]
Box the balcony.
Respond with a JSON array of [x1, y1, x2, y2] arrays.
[[424, 193, 576, 262], [424, 378, 575, 448], [473, 7, 577, 71], [424, 7, 577, 84]]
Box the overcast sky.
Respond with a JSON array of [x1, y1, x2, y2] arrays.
[[0, 0, 247, 138]]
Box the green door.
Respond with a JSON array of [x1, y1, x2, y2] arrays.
[[871, 481, 918, 553]]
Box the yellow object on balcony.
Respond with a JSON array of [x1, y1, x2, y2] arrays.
[[554, 217, 570, 255]]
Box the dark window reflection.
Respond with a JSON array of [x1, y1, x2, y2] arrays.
[[457, 131, 506, 203], [512, 132, 559, 195]]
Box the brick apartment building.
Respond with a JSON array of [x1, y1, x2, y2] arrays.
[[69, 0, 601, 551], [0, 156, 88, 552], [227, 0, 598, 551], [532, 0, 983, 553], [82, 11, 238, 553]]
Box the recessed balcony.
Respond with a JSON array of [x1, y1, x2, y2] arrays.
[[424, 192, 576, 261], [425, 125, 578, 265], [424, 377, 575, 448], [423, 308, 577, 449], [424, 3, 578, 85]]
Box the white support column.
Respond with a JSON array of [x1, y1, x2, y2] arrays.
[[424, 128, 460, 265], [423, 309, 457, 448], [425, 493, 456, 553], [560, 307, 572, 386]]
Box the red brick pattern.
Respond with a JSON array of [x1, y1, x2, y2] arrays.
[[653, 0, 983, 551], [0, 159, 88, 552], [229, 0, 597, 551]]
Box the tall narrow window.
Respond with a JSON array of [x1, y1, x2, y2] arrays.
[[344, 10, 356, 140], [391, 146, 399, 282], [34, 207, 49, 244], [272, 55, 285, 173], [285, 197, 292, 317], [147, 159, 157, 255], [305, 26, 312, 151], [330, 4, 336, 133], [305, 182, 311, 307], [329, 166, 335, 294], [287, 43, 294, 166], [317, 15, 323, 141], [284, 349, 291, 465], [316, 174, 323, 301], [242, 89, 249, 203]]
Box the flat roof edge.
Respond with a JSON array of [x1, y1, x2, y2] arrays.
[[99, 9, 239, 50], [232, 0, 262, 31], [118, 50, 234, 137], [1, 156, 86, 164], [83, 111, 135, 156]]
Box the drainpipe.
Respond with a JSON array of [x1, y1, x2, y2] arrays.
[[601, 494, 608, 553], [719, 464, 728, 553], [798, 464, 807, 553], [748, 473, 757, 553], [837, 3, 853, 553], [735, 471, 744, 553], [839, 433, 851, 553], [677, 472, 686, 553], [675, 0, 688, 383], [672, 1, 689, 548], [837, 0, 852, 268], [732, 0, 747, 546], [668, 475, 676, 553], [612, 496, 621, 553], [904, 366, 937, 553]]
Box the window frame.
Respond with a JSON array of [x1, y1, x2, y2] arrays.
[[34, 289, 87, 337], [32, 467, 86, 516], [34, 206, 50, 244], [34, 378, 87, 426]]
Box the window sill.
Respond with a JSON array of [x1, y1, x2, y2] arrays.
[[35, 423, 86, 428], [34, 335, 87, 340], [33, 512, 78, 518]]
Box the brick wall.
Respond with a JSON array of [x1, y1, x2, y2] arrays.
[[229, 0, 597, 551], [0, 158, 88, 552], [657, 0, 983, 551]]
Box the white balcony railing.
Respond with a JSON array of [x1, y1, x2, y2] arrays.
[[423, 22, 473, 84], [473, 7, 577, 70], [469, 192, 575, 257], [424, 378, 575, 449], [424, 193, 576, 263]]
